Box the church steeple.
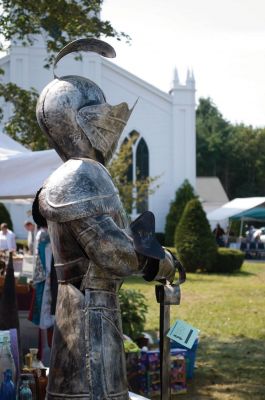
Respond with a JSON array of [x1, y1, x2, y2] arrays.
[[186, 68, 195, 88], [173, 67, 180, 89]]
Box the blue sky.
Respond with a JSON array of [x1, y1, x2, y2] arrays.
[[102, 0, 265, 127]]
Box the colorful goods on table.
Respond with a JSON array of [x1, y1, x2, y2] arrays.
[[126, 349, 187, 397]]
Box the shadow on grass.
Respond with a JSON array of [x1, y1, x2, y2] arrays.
[[229, 270, 256, 277], [181, 336, 265, 400]]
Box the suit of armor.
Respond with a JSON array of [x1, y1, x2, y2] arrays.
[[34, 39, 177, 400]]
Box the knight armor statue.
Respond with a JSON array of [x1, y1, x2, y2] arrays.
[[33, 38, 179, 400]]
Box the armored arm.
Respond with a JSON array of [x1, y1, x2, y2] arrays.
[[69, 214, 183, 283], [136, 248, 178, 283], [69, 214, 139, 278]]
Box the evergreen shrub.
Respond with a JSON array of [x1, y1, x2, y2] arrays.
[[165, 180, 197, 246], [175, 198, 217, 272], [0, 203, 13, 231], [210, 248, 245, 273]]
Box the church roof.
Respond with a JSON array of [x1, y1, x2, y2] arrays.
[[196, 177, 229, 204]]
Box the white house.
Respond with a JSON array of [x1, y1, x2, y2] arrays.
[[0, 38, 196, 235]]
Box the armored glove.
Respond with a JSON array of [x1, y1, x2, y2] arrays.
[[130, 211, 185, 284]]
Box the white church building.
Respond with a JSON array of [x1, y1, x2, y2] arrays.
[[0, 38, 196, 236]]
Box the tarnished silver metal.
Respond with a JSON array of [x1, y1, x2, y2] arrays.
[[53, 37, 116, 78], [38, 159, 123, 223], [37, 37, 133, 165], [154, 250, 178, 284], [36, 76, 134, 164], [76, 102, 135, 165], [34, 38, 179, 400]]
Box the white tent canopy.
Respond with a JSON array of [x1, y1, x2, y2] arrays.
[[0, 133, 62, 237], [0, 150, 62, 199], [207, 197, 265, 223], [0, 132, 30, 160], [0, 134, 62, 199]]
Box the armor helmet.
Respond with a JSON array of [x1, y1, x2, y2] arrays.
[[36, 39, 134, 164]]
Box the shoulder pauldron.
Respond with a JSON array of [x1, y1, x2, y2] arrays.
[[39, 158, 123, 222]]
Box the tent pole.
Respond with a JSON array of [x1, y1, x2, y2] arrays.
[[226, 220, 232, 247], [239, 218, 244, 239]]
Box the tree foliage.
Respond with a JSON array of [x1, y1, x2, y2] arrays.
[[196, 97, 265, 199], [164, 179, 197, 246], [0, 0, 130, 67], [0, 83, 48, 150], [196, 97, 232, 194], [175, 198, 217, 272], [0, 0, 130, 148], [227, 124, 265, 198]]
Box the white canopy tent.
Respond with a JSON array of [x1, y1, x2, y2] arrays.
[[0, 133, 62, 199], [207, 197, 265, 238], [207, 197, 265, 223], [0, 132, 62, 237], [0, 132, 30, 160], [0, 148, 62, 199]]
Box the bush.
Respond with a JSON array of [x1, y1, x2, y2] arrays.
[[175, 198, 217, 272], [165, 179, 197, 246], [0, 203, 13, 231], [118, 288, 148, 341], [209, 248, 245, 273]]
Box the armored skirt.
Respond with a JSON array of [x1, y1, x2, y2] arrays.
[[47, 283, 129, 400]]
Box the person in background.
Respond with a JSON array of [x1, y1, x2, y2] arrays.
[[24, 220, 36, 255], [246, 225, 256, 243], [0, 223, 16, 252], [213, 223, 225, 247]]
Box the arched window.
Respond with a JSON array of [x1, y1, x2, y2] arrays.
[[121, 132, 149, 215], [136, 138, 149, 213]]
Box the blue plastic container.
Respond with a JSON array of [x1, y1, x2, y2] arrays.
[[170, 338, 199, 379]]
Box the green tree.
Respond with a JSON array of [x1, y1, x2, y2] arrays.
[[227, 124, 265, 198], [196, 97, 233, 194], [175, 198, 217, 272], [196, 97, 265, 199], [0, 83, 48, 150], [0, 0, 130, 150], [0, 0, 130, 67], [164, 179, 197, 246]]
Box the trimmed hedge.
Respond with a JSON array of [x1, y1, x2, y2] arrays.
[[175, 198, 217, 272], [209, 248, 245, 273]]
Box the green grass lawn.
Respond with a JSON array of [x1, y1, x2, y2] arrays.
[[123, 261, 265, 399]]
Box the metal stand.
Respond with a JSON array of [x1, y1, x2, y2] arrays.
[[156, 283, 181, 400]]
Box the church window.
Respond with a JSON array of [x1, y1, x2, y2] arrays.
[[122, 131, 149, 214], [136, 138, 149, 213]]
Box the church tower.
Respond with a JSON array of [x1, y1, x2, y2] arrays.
[[169, 68, 196, 192]]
